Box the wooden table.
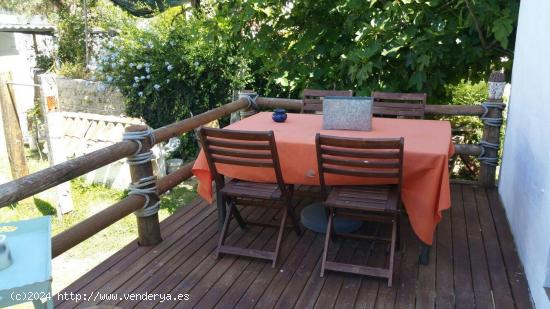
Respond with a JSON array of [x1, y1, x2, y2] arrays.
[[192, 112, 454, 262]]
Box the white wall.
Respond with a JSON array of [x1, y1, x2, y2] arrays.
[[499, 1, 550, 308], [0, 13, 54, 143]]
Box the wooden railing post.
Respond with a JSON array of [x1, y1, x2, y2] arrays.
[[0, 72, 29, 180], [238, 90, 259, 120], [124, 124, 162, 246], [478, 72, 506, 187]]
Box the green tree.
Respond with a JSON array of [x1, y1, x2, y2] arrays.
[[213, 0, 518, 101]]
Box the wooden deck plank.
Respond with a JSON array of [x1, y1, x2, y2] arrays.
[[192, 209, 280, 309], [292, 240, 342, 309], [332, 245, 366, 309], [108, 211, 222, 307], [394, 217, 420, 309], [252, 230, 317, 308], [55, 197, 209, 308], [462, 184, 494, 309], [161, 207, 277, 308], [54, 185, 533, 309], [415, 219, 437, 309], [372, 225, 396, 309], [486, 188, 534, 309], [93, 204, 216, 305], [213, 227, 305, 309], [149, 207, 268, 309], [435, 200, 454, 309], [354, 224, 384, 309], [451, 184, 476, 309], [69, 202, 215, 308], [334, 225, 378, 309], [315, 238, 357, 309], [474, 187, 515, 309], [272, 234, 324, 309], [227, 229, 307, 309]]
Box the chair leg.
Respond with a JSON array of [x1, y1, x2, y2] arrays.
[[285, 197, 302, 236], [396, 215, 401, 251], [230, 199, 247, 230], [272, 207, 288, 268], [387, 217, 397, 287], [329, 208, 337, 242], [320, 209, 333, 277], [216, 191, 227, 231], [216, 201, 234, 259]]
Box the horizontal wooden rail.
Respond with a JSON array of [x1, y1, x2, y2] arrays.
[[425, 104, 484, 116], [0, 95, 487, 209], [0, 98, 248, 208], [157, 161, 195, 194], [52, 161, 194, 258], [255, 97, 485, 116], [256, 97, 303, 111], [454, 144, 482, 156], [153, 98, 249, 143], [0, 141, 138, 207], [51, 194, 144, 258]]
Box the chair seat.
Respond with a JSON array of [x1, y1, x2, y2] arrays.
[[220, 179, 283, 200], [325, 185, 400, 213]]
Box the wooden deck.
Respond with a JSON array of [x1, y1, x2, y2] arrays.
[[55, 184, 532, 309]]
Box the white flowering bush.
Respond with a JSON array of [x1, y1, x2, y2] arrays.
[[97, 10, 250, 158]]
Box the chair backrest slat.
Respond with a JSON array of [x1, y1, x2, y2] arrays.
[[321, 147, 401, 159], [322, 167, 400, 178], [207, 139, 270, 150], [199, 127, 288, 196], [318, 136, 402, 149], [315, 134, 404, 199], [372, 91, 426, 119], [322, 157, 400, 168], [211, 155, 274, 168], [210, 147, 273, 160], [301, 89, 353, 113]]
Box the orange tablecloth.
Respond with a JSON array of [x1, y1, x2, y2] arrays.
[[192, 112, 454, 245]]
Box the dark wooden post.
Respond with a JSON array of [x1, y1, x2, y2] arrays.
[[479, 72, 506, 187], [0, 72, 29, 179], [125, 124, 162, 246]]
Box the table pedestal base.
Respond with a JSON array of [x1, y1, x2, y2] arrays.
[[300, 202, 362, 234]]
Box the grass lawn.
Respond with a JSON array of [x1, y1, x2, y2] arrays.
[[0, 151, 197, 306]]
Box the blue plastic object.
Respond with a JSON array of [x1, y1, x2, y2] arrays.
[[300, 203, 362, 234], [272, 108, 287, 123], [0, 216, 53, 308]]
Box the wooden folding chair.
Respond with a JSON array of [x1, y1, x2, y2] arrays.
[[316, 134, 404, 287], [372, 91, 427, 119], [301, 89, 353, 113], [198, 127, 302, 267]]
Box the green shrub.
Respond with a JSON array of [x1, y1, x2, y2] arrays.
[[97, 9, 251, 159], [444, 80, 488, 179], [58, 62, 91, 79]]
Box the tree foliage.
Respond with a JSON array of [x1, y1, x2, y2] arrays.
[[213, 0, 518, 101]]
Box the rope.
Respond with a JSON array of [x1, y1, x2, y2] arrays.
[[480, 102, 505, 127], [122, 128, 159, 217], [477, 102, 505, 166], [122, 128, 156, 165], [239, 93, 259, 111], [478, 140, 500, 166], [128, 175, 160, 217]]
